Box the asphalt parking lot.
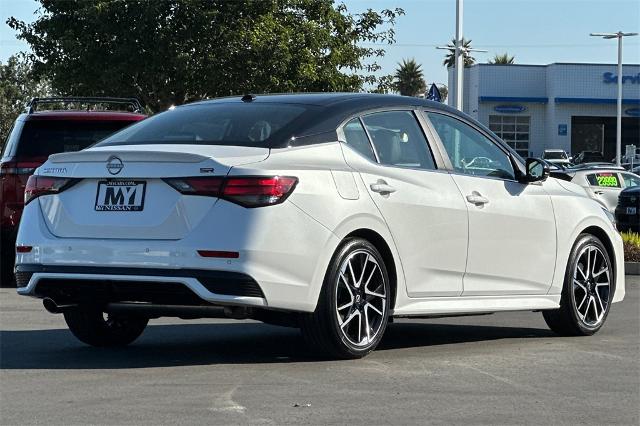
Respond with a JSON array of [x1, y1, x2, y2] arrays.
[[1, 277, 638, 425]]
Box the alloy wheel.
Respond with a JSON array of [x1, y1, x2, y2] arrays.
[[335, 249, 387, 347], [572, 244, 611, 327]]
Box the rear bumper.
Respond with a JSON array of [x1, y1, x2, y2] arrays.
[[15, 198, 340, 312], [16, 264, 268, 307]]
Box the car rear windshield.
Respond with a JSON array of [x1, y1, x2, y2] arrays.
[[95, 103, 312, 148], [16, 120, 136, 158]]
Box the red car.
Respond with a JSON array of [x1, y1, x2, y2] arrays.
[[0, 97, 146, 285]]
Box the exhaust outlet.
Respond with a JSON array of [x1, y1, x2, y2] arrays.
[[42, 297, 76, 314]]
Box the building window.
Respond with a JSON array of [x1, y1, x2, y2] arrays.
[[489, 115, 530, 157]]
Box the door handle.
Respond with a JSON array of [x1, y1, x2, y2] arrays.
[[370, 181, 396, 194], [466, 192, 489, 206], [593, 190, 604, 195]]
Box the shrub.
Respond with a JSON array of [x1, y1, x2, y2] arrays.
[[621, 231, 640, 262]]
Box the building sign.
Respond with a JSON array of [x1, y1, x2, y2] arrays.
[[494, 105, 527, 113], [602, 72, 640, 84], [625, 108, 640, 117], [558, 124, 567, 136]]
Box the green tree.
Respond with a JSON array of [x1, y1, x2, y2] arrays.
[[442, 38, 476, 68], [8, 1, 403, 111], [437, 84, 448, 102], [394, 58, 426, 96], [371, 75, 396, 94], [0, 54, 50, 144], [489, 53, 515, 64]]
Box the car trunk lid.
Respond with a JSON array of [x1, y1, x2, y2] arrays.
[[37, 144, 269, 239]]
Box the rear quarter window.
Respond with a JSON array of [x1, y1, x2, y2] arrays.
[[586, 172, 621, 188]]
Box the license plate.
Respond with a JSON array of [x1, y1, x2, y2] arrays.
[[626, 207, 637, 215], [95, 180, 146, 211]]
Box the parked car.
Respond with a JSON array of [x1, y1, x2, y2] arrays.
[[14, 93, 625, 358], [573, 151, 606, 165], [542, 149, 572, 166], [615, 186, 640, 233], [1, 97, 146, 285], [551, 165, 640, 213]]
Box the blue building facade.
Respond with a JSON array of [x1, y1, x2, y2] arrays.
[[448, 63, 640, 158]]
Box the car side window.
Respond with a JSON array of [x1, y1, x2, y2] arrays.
[[360, 111, 436, 170], [342, 118, 376, 162], [427, 113, 515, 180], [586, 172, 621, 188], [621, 173, 640, 188]]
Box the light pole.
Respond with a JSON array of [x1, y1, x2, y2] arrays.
[[590, 31, 638, 166], [454, 0, 463, 110], [436, 0, 486, 112]]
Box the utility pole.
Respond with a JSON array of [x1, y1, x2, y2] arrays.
[[590, 31, 638, 166]]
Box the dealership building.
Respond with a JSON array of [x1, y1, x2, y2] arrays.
[[447, 63, 640, 158]]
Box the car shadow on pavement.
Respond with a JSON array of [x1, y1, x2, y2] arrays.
[[0, 321, 555, 370]]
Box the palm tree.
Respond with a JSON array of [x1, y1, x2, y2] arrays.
[[442, 38, 476, 68], [394, 59, 426, 97], [489, 53, 515, 64]]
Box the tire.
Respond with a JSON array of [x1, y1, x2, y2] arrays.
[[1, 232, 16, 288], [301, 238, 391, 359], [0, 255, 15, 288], [63, 305, 148, 347], [543, 233, 614, 336]]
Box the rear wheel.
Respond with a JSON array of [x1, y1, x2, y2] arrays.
[[63, 305, 148, 347], [543, 234, 614, 336], [301, 238, 390, 359]]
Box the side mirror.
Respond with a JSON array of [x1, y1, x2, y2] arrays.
[[523, 158, 549, 183]]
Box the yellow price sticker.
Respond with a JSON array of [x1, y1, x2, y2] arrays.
[[595, 174, 619, 187]]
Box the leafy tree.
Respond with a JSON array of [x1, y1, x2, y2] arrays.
[[437, 84, 448, 102], [489, 53, 515, 64], [442, 38, 476, 68], [394, 58, 426, 97], [8, 1, 403, 111], [0, 54, 50, 145], [371, 74, 396, 94]]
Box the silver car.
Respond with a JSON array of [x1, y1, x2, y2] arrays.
[[553, 164, 640, 212], [542, 149, 572, 166]]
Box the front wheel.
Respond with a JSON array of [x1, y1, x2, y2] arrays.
[[64, 306, 148, 347], [543, 234, 614, 336], [301, 238, 391, 359]]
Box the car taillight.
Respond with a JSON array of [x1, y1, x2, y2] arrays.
[[164, 177, 224, 196], [0, 161, 39, 176], [1, 160, 43, 227], [164, 176, 298, 207], [24, 175, 78, 205], [223, 177, 298, 207]]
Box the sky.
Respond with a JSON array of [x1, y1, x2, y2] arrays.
[[1, 0, 639, 87]]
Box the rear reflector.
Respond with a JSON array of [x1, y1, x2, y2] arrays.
[[16, 245, 32, 253], [197, 250, 240, 259], [164, 176, 298, 207], [24, 175, 79, 205]]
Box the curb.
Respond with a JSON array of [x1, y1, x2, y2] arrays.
[[625, 262, 640, 275]]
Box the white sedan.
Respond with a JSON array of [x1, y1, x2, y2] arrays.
[[15, 94, 625, 358], [551, 165, 640, 213]]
